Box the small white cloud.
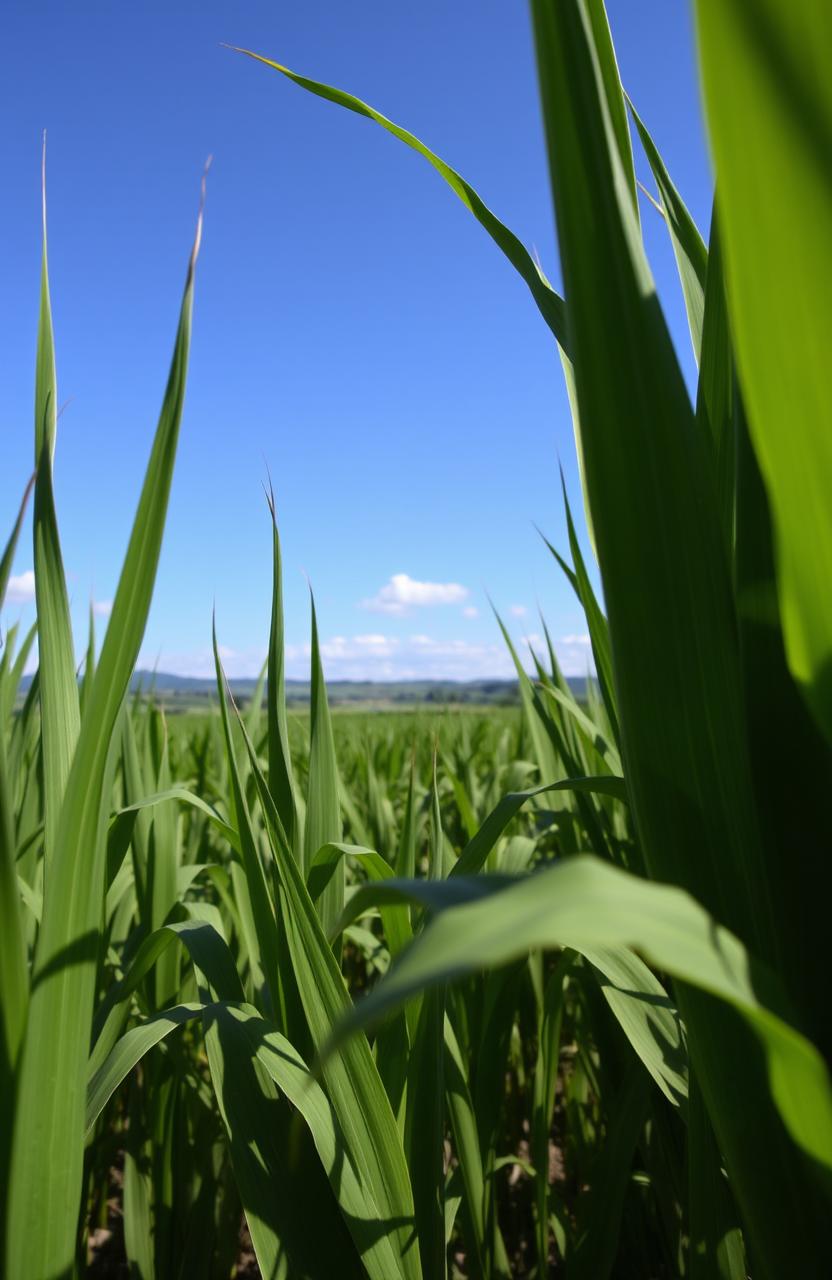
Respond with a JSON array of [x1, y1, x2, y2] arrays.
[[6, 570, 35, 604], [361, 573, 469, 616], [93, 600, 113, 617], [138, 644, 268, 680], [321, 633, 399, 660], [286, 632, 522, 681], [509, 604, 527, 618], [462, 606, 479, 619], [556, 633, 596, 677]]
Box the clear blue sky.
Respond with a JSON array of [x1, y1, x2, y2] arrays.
[[1, 1, 711, 681]]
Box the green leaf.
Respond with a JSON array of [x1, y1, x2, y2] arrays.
[[266, 487, 300, 857], [541, 475, 620, 742], [540, 685, 622, 776], [734, 406, 832, 1058], [86, 1003, 203, 1136], [214, 624, 283, 1022], [119, 784, 239, 855], [528, 3, 824, 1265], [585, 1, 639, 221], [588, 947, 687, 1108], [229, 46, 568, 348], [627, 94, 708, 360], [210, 1003, 399, 1280], [453, 778, 626, 880], [308, 841, 412, 957], [694, 0, 832, 741], [89, 919, 244, 1082], [394, 750, 419, 882], [694, 213, 736, 550], [202, 1001, 364, 1280], [304, 592, 343, 944], [403, 757, 446, 1279], [6, 179, 205, 1280], [326, 856, 832, 1177], [230, 692, 423, 1279], [149, 713, 179, 1007], [531, 952, 573, 1275], [443, 1014, 490, 1277], [529, 0, 762, 928], [123, 1081, 156, 1280], [90, 987, 399, 1280], [32, 160, 80, 876], [0, 480, 35, 1091]]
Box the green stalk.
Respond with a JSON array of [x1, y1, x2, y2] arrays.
[[6, 173, 205, 1280]]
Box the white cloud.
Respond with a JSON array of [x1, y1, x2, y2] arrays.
[[361, 573, 469, 616], [509, 604, 527, 618], [93, 599, 113, 617], [6, 570, 35, 604], [139, 629, 596, 684], [557, 633, 596, 677], [275, 631, 520, 681], [287, 632, 518, 681], [320, 633, 398, 660], [462, 606, 479, 619], [137, 644, 268, 680]]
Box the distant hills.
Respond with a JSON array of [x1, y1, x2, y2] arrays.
[[126, 672, 521, 707], [18, 670, 593, 708], [124, 671, 593, 707]]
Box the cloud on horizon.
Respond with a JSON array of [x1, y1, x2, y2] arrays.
[[141, 629, 596, 683], [360, 573, 469, 616]]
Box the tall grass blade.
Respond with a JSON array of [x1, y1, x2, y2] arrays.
[[33, 150, 80, 877], [404, 757, 446, 1279], [528, 2, 825, 1265], [627, 95, 708, 359], [228, 685, 423, 1278], [694, 215, 736, 549], [693, 0, 832, 741], [6, 173, 205, 1280], [229, 46, 568, 348], [304, 592, 343, 940], [266, 488, 300, 857], [0, 480, 35, 1069], [0, 481, 36, 1246]]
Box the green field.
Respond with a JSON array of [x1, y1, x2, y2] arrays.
[[2, 3, 831, 1278]]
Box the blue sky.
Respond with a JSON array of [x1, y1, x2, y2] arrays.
[[1, 1, 711, 681]]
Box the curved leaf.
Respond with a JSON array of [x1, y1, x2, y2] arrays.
[[328, 855, 832, 1175], [229, 46, 568, 349]]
